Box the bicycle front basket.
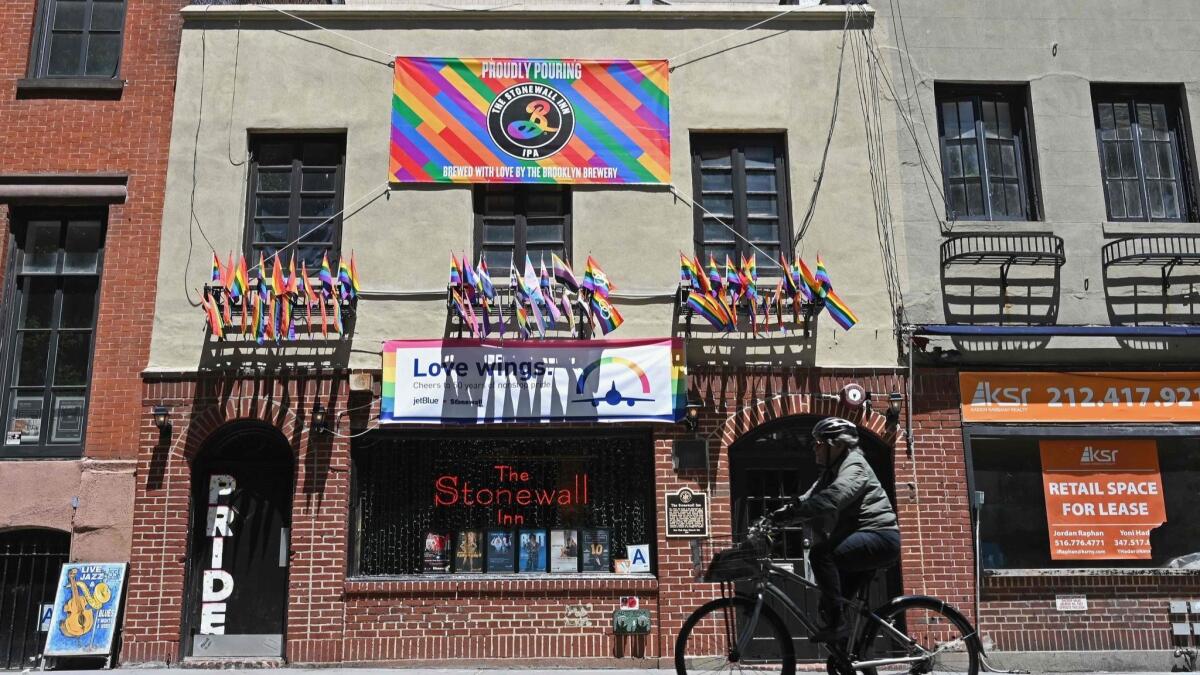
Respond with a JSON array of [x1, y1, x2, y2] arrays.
[[702, 544, 764, 582]]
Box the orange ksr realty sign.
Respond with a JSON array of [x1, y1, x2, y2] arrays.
[[1039, 439, 1165, 560], [959, 371, 1200, 423]]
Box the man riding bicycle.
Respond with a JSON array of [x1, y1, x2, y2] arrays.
[[768, 417, 900, 644]]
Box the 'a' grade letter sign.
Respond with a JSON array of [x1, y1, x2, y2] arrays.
[[390, 57, 670, 185], [382, 338, 684, 423]]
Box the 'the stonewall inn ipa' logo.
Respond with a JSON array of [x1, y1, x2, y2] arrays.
[[488, 83, 576, 160]]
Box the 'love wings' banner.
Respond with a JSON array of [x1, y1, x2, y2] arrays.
[[390, 57, 670, 185]]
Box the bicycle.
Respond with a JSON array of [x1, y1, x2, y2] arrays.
[[675, 518, 982, 675]]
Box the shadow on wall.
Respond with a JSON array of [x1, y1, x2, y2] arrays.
[[938, 233, 1065, 354], [672, 288, 818, 368], [197, 310, 355, 371]]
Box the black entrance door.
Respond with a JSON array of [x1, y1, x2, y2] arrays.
[[184, 424, 293, 659], [0, 529, 70, 670], [729, 416, 900, 662]]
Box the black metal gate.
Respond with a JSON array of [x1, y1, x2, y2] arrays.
[[0, 529, 70, 670]]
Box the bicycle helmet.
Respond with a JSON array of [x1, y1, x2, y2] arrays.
[[811, 416, 858, 442]]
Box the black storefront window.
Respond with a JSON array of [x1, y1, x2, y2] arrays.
[[351, 430, 656, 576], [971, 436, 1200, 569]]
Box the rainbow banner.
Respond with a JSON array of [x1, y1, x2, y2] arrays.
[[381, 338, 684, 423], [391, 57, 670, 185]]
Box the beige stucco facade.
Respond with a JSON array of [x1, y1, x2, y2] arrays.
[[148, 3, 903, 372], [873, 0, 1200, 364]]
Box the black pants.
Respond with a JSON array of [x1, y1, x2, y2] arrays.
[[809, 529, 901, 627]]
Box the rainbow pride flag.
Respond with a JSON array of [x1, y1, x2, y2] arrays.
[[824, 288, 859, 330], [687, 291, 733, 331], [391, 58, 670, 185], [589, 292, 624, 335]]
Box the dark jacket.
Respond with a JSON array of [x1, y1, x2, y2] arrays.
[[778, 448, 897, 543]]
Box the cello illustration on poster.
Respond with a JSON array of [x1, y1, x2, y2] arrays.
[[44, 563, 127, 660]]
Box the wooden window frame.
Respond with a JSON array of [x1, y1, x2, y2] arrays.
[[935, 84, 1042, 222], [689, 133, 793, 276], [1092, 84, 1198, 223], [471, 185, 573, 277], [242, 134, 347, 274]]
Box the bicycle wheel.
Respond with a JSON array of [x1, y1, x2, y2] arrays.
[[675, 595, 796, 675], [853, 596, 980, 675]]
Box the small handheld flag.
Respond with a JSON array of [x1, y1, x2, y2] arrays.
[[707, 254, 724, 294], [319, 253, 335, 296], [551, 253, 579, 291], [815, 255, 833, 295], [337, 257, 354, 300], [686, 292, 732, 331], [589, 292, 624, 335], [823, 288, 859, 330], [349, 251, 361, 296], [584, 256, 614, 298]]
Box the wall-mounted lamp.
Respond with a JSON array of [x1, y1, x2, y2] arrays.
[[885, 393, 904, 427], [683, 394, 704, 432], [311, 403, 329, 434], [152, 406, 170, 431]]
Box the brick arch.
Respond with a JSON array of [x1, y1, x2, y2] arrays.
[[716, 393, 903, 457], [162, 398, 309, 466]]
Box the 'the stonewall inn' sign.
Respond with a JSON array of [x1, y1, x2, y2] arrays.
[[381, 338, 684, 423], [390, 57, 670, 185]]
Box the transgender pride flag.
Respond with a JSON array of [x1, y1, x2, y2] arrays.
[[390, 57, 670, 185]]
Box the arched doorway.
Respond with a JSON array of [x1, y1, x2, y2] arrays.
[[182, 422, 294, 659], [0, 528, 70, 670], [728, 415, 901, 662]]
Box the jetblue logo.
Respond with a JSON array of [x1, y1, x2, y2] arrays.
[[1080, 446, 1119, 464], [970, 382, 1031, 407]]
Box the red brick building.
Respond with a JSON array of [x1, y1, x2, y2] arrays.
[[0, 0, 183, 667]]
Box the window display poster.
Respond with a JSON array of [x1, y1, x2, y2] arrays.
[[1040, 439, 1166, 560], [6, 396, 42, 445], [550, 529, 579, 573], [44, 563, 127, 657], [52, 396, 85, 444], [582, 528, 611, 572], [423, 532, 451, 572], [519, 529, 547, 572], [454, 530, 484, 573], [486, 530, 515, 572]]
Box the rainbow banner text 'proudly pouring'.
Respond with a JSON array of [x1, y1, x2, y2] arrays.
[[390, 57, 670, 185]]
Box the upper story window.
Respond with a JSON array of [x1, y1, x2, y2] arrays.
[[29, 0, 126, 79], [690, 134, 791, 274], [1093, 85, 1197, 222], [244, 135, 346, 273], [936, 84, 1040, 221], [2, 211, 105, 458], [473, 185, 571, 276]]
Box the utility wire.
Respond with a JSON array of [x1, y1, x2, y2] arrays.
[[793, 5, 854, 247], [665, 0, 822, 67], [244, 182, 392, 278], [669, 186, 786, 266], [251, 2, 396, 64]]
